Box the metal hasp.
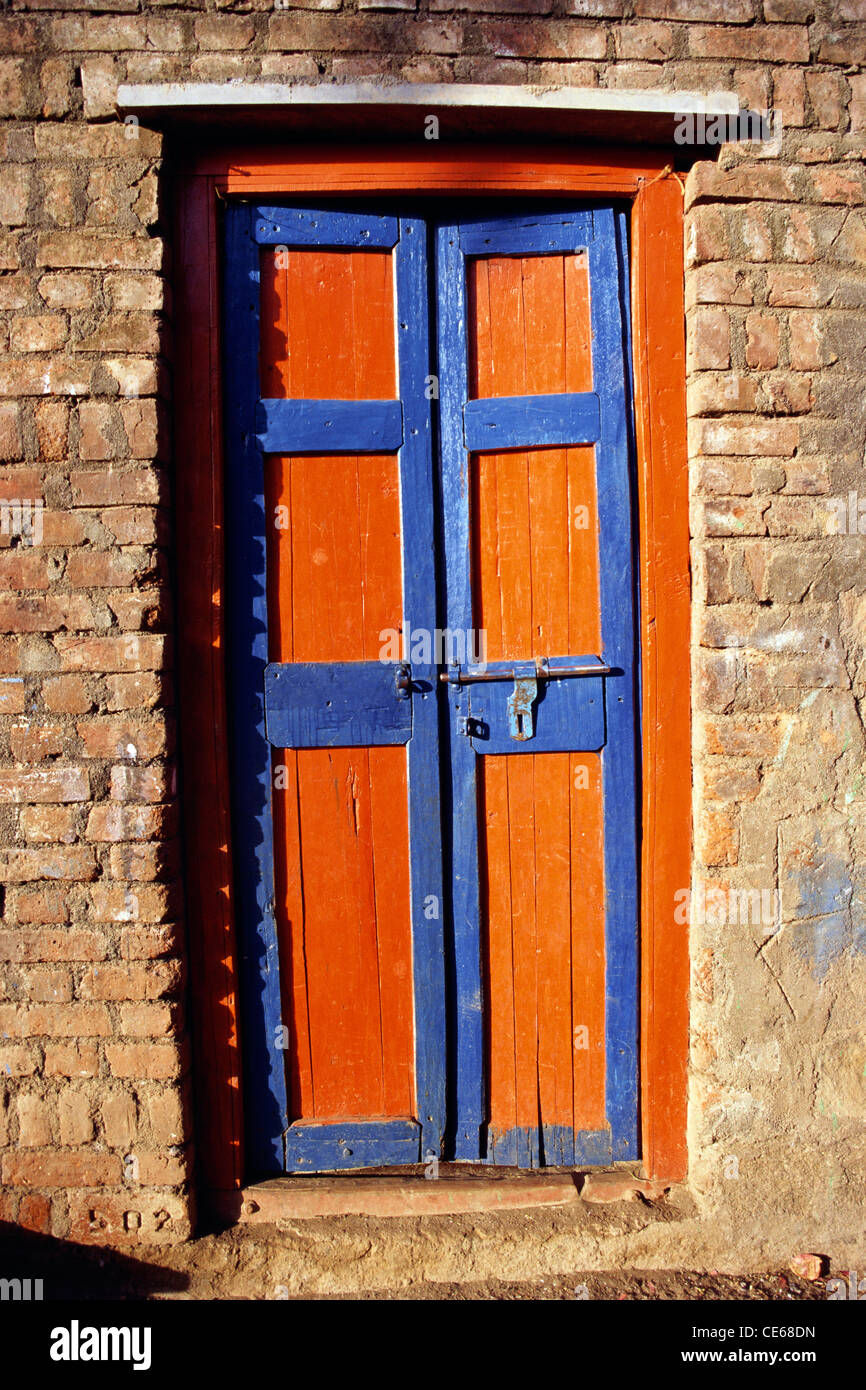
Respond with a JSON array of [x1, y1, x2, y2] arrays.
[[443, 655, 611, 745], [507, 676, 538, 741]]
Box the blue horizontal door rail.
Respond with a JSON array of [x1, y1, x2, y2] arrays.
[[256, 398, 403, 455], [253, 207, 400, 249], [285, 1119, 421, 1172], [264, 661, 413, 748], [458, 211, 594, 257], [463, 392, 600, 452]]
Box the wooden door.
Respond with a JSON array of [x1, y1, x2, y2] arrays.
[[224, 207, 446, 1174], [223, 203, 638, 1175], [437, 209, 639, 1167]]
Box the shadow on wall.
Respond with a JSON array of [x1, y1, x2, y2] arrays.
[[0, 1223, 189, 1301]]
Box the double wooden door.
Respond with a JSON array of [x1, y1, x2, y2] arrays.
[[224, 202, 639, 1175]]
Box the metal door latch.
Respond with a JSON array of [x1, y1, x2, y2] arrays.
[[507, 676, 538, 741], [394, 662, 411, 699]]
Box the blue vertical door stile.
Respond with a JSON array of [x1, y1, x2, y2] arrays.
[[394, 218, 448, 1164], [223, 203, 289, 1174], [588, 207, 641, 1160], [434, 223, 486, 1162]]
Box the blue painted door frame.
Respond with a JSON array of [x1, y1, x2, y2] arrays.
[[223, 202, 640, 1175]]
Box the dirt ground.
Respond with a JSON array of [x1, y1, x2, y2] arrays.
[[313, 1270, 831, 1300], [0, 1207, 842, 1301]]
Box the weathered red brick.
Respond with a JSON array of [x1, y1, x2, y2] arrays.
[[0, 767, 89, 803], [104, 1041, 182, 1079], [119, 924, 182, 959], [766, 268, 824, 308], [55, 633, 165, 672], [86, 803, 175, 842], [703, 765, 761, 801], [88, 882, 175, 923], [17, 1095, 53, 1148], [110, 763, 174, 803], [10, 723, 64, 762], [105, 672, 166, 712], [43, 675, 93, 715], [36, 232, 162, 272], [789, 310, 833, 370], [70, 469, 165, 507], [78, 960, 181, 1001], [694, 419, 799, 457], [688, 307, 731, 371], [0, 677, 26, 714], [33, 400, 69, 461], [0, 595, 94, 632], [19, 805, 78, 844], [0, 846, 97, 882], [101, 1091, 137, 1147], [118, 1001, 177, 1038], [109, 841, 177, 881], [745, 313, 781, 370], [0, 403, 23, 459], [688, 23, 809, 61], [7, 888, 73, 926], [59, 1089, 95, 1146], [77, 716, 168, 760], [67, 1192, 191, 1245], [0, 1001, 110, 1037], [43, 1040, 100, 1077], [2, 1150, 120, 1186]]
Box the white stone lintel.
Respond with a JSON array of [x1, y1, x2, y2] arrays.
[[117, 80, 741, 119]]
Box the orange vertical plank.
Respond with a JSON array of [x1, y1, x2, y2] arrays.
[[296, 748, 383, 1116], [533, 751, 574, 1138], [368, 745, 415, 1115], [569, 751, 607, 1129], [485, 258, 531, 663], [633, 179, 691, 1180], [504, 755, 539, 1130], [480, 757, 517, 1134]]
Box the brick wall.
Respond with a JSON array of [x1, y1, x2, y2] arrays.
[[0, 0, 864, 1250]]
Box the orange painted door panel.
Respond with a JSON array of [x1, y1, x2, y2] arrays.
[[262, 248, 415, 1125]]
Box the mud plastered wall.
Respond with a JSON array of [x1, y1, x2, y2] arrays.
[[0, 0, 863, 1253]]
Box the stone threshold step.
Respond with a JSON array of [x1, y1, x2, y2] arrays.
[[214, 1169, 669, 1222]]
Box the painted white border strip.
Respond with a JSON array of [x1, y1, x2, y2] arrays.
[[117, 80, 740, 117]]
